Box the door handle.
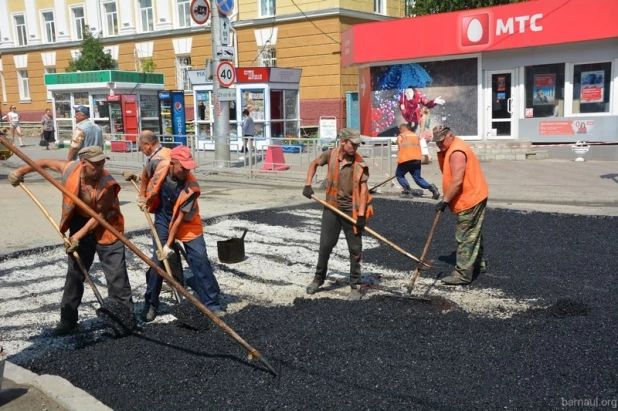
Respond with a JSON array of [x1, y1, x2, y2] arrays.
[[507, 98, 513, 114]]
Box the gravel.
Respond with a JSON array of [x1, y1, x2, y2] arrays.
[[4, 198, 617, 409]]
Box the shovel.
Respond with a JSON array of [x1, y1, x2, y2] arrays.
[[18, 182, 136, 336], [368, 176, 396, 194], [406, 210, 442, 293], [2, 137, 277, 376], [311, 195, 431, 270]]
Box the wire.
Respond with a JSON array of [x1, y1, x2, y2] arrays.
[[249, 14, 277, 66], [290, 0, 340, 45]]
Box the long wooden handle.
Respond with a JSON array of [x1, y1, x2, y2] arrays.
[[408, 210, 441, 291], [311, 195, 428, 266], [18, 182, 105, 305], [369, 176, 396, 193], [130, 180, 181, 303], [3, 137, 274, 374]]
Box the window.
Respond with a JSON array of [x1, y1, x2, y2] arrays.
[[102, 1, 119, 36], [177, 0, 191, 28], [44, 68, 56, 100], [17, 70, 30, 100], [258, 47, 276, 67], [71, 6, 86, 40], [139, 0, 154, 33], [572, 62, 612, 114], [175, 56, 192, 91], [524, 63, 565, 118], [14, 14, 27, 46], [260, 0, 275, 17], [374, 0, 386, 14], [41, 11, 56, 43]]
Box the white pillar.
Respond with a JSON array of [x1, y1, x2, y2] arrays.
[[25, 0, 41, 45], [155, 0, 172, 31], [86, 0, 102, 37], [119, 1, 136, 35], [54, 0, 70, 42], [0, 1, 13, 48]]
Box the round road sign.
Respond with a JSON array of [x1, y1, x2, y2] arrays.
[[216, 61, 235, 87], [190, 0, 211, 25], [216, 0, 234, 16]]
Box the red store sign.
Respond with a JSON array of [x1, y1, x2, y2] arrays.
[[235, 67, 270, 83]]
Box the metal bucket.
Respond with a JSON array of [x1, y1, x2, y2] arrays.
[[217, 229, 248, 264]]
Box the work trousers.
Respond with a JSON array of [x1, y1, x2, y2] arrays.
[[314, 207, 363, 287], [454, 199, 487, 280], [144, 220, 222, 311], [60, 223, 134, 324], [395, 160, 431, 190]]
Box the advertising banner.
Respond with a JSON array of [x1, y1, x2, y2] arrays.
[[539, 120, 594, 136], [580, 71, 604, 103], [533, 74, 555, 105], [171, 91, 187, 144]]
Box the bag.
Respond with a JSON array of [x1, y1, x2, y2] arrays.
[[39, 138, 49, 147]]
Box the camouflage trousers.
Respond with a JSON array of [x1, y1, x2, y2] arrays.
[[454, 199, 487, 280]]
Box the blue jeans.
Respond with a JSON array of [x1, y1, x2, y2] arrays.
[[395, 160, 431, 190]]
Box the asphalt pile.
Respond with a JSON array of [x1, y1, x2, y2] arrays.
[[22, 199, 618, 410]]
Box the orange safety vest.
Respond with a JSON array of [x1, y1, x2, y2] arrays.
[[59, 161, 124, 244], [325, 147, 374, 234], [143, 147, 172, 213], [437, 137, 489, 213], [397, 131, 422, 164], [170, 172, 203, 242]]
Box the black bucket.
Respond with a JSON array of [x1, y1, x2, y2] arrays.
[[217, 229, 248, 264]]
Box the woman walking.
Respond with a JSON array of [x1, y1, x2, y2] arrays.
[[41, 108, 56, 150], [3, 105, 24, 147]]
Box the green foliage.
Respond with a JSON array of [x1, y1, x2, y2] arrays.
[[66, 26, 117, 72], [140, 57, 157, 73], [408, 0, 525, 16]]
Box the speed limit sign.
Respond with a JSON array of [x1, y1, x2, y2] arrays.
[[216, 61, 235, 87]]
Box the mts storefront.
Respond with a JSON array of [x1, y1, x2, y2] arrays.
[[342, 0, 618, 143]]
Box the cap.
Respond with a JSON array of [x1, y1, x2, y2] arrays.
[[339, 128, 362, 145], [432, 126, 452, 142], [78, 146, 106, 162], [171, 146, 198, 170], [74, 105, 90, 117]]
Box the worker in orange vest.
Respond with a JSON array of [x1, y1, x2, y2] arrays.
[[433, 126, 489, 285], [395, 123, 440, 199]]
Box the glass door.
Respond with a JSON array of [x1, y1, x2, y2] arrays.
[[486, 70, 517, 139]]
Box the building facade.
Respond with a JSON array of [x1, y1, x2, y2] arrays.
[[0, 0, 408, 130]]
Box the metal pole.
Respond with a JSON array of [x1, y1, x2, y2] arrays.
[[211, 6, 231, 168]]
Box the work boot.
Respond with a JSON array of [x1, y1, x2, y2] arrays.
[[140, 305, 157, 322], [53, 320, 78, 336], [429, 184, 441, 200], [401, 187, 412, 197], [306, 278, 324, 295], [441, 271, 471, 286], [348, 287, 362, 301]]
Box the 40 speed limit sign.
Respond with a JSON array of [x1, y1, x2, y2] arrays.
[[216, 61, 235, 87]]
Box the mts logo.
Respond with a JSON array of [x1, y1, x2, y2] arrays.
[[461, 13, 543, 46]]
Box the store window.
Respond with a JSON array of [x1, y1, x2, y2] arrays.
[[41, 11, 56, 44], [572, 62, 611, 114], [176, 56, 192, 91], [14, 14, 27, 46], [139, 0, 154, 32], [177, 0, 191, 28], [17, 70, 30, 100], [71, 6, 86, 41], [54, 93, 73, 141], [102, 1, 119, 36], [140, 94, 160, 134], [525, 63, 565, 118], [242, 90, 265, 137]]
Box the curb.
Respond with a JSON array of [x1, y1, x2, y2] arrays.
[[4, 361, 111, 411]]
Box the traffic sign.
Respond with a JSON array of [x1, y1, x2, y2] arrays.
[[220, 17, 230, 46], [216, 0, 234, 16], [190, 0, 210, 25], [216, 88, 235, 101], [216, 61, 235, 87], [215, 46, 235, 60]]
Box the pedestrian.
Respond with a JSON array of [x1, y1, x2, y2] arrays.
[[302, 128, 373, 301], [433, 126, 489, 286], [41, 108, 56, 150], [8, 146, 135, 335], [126, 138, 225, 321], [418, 107, 433, 164], [2, 105, 25, 147], [68, 105, 103, 161], [241, 109, 254, 154], [395, 123, 440, 199]]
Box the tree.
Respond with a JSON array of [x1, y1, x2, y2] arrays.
[[66, 26, 117, 72], [140, 57, 157, 73], [408, 0, 526, 16]]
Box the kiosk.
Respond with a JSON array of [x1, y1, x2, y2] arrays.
[[189, 67, 302, 150]]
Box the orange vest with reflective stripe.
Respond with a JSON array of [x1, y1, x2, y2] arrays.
[[144, 147, 172, 213], [437, 137, 489, 213], [397, 131, 422, 164], [325, 147, 374, 233], [170, 172, 203, 242], [59, 161, 124, 244]]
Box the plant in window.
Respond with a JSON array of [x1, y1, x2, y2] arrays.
[[66, 26, 117, 72]]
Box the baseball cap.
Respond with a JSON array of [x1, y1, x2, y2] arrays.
[[78, 146, 106, 162], [339, 128, 362, 145], [171, 146, 198, 170], [432, 126, 452, 142], [74, 105, 90, 117]]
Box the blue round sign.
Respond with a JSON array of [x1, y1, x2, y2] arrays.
[[216, 0, 234, 16]]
